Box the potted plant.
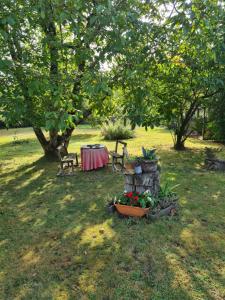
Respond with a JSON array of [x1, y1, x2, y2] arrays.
[[158, 183, 179, 208], [114, 190, 158, 217], [139, 147, 158, 173]]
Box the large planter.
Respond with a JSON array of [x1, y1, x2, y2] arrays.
[[115, 203, 150, 217], [141, 159, 158, 173]]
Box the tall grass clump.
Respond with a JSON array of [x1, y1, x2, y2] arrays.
[[101, 121, 134, 140]]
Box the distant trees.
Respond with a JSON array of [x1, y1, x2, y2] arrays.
[[117, 0, 225, 150], [1, 0, 224, 153], [157, 1, 225, 149]]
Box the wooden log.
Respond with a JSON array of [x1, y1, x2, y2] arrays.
[[147, 203, 178, 220], [136, 186, 146, 194], [124, 171, 160, 195], [124, 174, 134, 184], [124, 184, 134, 192], [134, 174, 153, 187], [205, 158, 225, 171]]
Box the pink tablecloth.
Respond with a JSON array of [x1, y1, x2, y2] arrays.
[[81, 147, 109, 171]]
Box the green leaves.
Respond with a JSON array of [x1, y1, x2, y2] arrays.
[[0, 16, 16, 25]]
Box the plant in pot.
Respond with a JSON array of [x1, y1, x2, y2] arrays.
[[140, 147, 158, 173], [114, 190, 158, 217], [158, 182, 179, 208]]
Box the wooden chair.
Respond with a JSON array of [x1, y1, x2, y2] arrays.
[[57, 146, 78, 176], [109, 140, 128, 171]]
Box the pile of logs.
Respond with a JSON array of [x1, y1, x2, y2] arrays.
[[204, 147, 225, 171], [124, 161, 160, 196], [147, 198, 178, 220]]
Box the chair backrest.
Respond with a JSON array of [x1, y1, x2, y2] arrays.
[[115, 140, 128, 157], [57, 146, 64, 161]]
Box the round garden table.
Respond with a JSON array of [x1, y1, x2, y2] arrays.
[[81, 145, 109, 171]]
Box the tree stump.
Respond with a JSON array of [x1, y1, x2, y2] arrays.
[[124, 169, 160, 196]]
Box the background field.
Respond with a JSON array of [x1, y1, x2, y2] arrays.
[[1, 127, 225, 299]]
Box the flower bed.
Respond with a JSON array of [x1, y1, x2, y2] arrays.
[[108, 183, 179, 218], [113, 190, 158, 217]]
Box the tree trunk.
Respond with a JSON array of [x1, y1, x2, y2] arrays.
[[173, 99, 200, 150], [174, 132, 186, 150], [174, 138, 186, 150], [33, 127, 73, 160]]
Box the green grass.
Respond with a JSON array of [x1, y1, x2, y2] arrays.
[[1, 126, 225, 299]]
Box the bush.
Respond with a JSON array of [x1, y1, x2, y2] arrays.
[[101, 121, 134, 140]]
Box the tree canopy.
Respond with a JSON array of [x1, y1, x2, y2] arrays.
[[0, 0, 224, 154], [116, 0, 225, 149], [0, 0, 155, 156]]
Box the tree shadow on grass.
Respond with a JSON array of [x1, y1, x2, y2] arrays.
[[0, 133, 97, 159], [70, 133, 98, 142], [189, 137, 225, 148], [1, 149, 225, 299]]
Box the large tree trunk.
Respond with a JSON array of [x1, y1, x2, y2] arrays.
[[33, 127, 73, 160], [173, 99, 200, 150], [174, 135, 186, 151]]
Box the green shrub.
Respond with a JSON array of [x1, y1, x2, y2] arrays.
[[101, 121, 134, 140]]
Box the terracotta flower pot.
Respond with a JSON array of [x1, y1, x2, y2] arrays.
[[115, 203, 150, 217], [125, 161, 135, 171]]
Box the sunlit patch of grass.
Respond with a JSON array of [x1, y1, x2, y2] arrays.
[[22, 250, 41, 266], [79, 221, 115, 248], [1, 126, 225, 299], [51, 287, 69, 300]]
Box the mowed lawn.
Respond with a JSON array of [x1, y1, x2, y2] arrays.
[[1, 126, 225, 300]]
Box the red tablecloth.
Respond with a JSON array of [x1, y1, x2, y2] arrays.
[[81, 147, 109, 171]]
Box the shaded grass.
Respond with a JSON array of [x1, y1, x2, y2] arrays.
[[0, 127, 225, 299]]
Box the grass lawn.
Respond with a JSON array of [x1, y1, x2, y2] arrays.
[[1, 126, 225, 300]]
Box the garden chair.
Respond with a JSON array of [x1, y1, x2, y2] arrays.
[[109, 140, 128, 171], [57, 145, 79, 176]]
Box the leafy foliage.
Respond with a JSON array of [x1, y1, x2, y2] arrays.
[[207, 92, 225, 141], [141, 147, 157, 160], [115, 191, 158, 209], [0, 0, 153, 156], [158, 182, 179, 200], [116, 0, 225, 149]]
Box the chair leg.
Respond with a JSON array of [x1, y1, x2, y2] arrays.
[[60, 161, 65, 175], [122, 157, 125, 169], [75, 153, 78, 166], [112, 157, 115, 171]]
